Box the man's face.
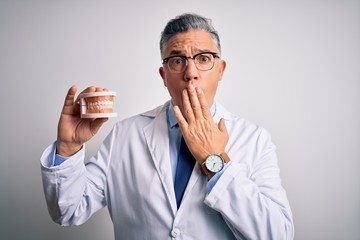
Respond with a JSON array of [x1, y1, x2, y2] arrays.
[[159, 29, 226, 116]]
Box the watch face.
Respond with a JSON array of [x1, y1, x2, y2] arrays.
[[205, 154, 224, 173]]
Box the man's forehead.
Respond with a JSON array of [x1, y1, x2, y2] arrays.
[[163, 30, 217, 55]]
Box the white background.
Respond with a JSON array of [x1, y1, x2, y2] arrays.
[[0, 0, 359, 239]]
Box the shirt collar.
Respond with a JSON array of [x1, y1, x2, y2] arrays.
[[166, 101, 217, 129]]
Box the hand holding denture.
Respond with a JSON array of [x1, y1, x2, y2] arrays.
[[56, 86, 114, 156]]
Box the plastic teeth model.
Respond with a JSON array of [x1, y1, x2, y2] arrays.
[[79, 91, 117, 118]]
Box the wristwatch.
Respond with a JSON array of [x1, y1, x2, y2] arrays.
[[200, 152, 230, 176]]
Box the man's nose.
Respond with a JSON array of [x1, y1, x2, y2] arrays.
[[184, 59, 199, 82]]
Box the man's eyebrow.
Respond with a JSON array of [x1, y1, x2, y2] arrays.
[[169, 50, 184, 56], [197, 49, 212, 53], [168, 49, 214, 56]]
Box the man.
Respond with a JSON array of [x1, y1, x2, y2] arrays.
[[41, 13, 294, 239]]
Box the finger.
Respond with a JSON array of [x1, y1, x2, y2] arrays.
[[182, 88, 195, 122], [187, 84, 203, 119], [75, 86, 97, 103], [61, 85, 81, 115], [218, 118, 228, 135], [63, 85, 77, 107], [173, 105, 188, 131], [195, 87, 212, 119], [81, 86, 97, 94], [95, 87, 107, 92]]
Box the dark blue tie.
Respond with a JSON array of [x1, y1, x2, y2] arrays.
[[174, 137, 196, 208]]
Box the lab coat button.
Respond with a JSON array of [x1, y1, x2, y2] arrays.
[[171, 228, 181, 238]]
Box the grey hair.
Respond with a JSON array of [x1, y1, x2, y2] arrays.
[[160, 13, 221, 57]]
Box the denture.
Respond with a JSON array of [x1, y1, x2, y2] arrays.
[[79, 91, 117, 118]]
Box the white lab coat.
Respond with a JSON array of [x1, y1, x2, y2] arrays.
[[41, 102, 294, 240]]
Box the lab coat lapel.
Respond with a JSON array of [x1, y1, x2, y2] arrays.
[[143, 105, 177, 214]]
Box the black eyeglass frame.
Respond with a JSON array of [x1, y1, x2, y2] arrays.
[[162, 51, 220, 72]]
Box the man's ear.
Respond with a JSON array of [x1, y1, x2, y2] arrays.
[[218, 60, 227, 81], [159, 66, 167, 86]]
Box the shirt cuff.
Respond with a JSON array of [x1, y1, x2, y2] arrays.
[[206, 162, 231, 193], [50, 141, 82, 167]]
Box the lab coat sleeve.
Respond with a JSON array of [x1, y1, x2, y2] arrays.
[[204, 128, 294, 240], [40, 142, 107, 226]]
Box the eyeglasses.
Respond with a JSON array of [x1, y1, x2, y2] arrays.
[[162, 52, 220, 73]]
